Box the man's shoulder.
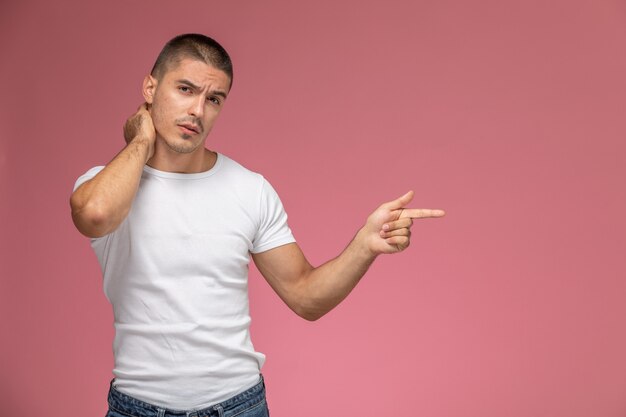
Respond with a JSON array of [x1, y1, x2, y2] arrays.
[[218, 153, 265, 183], [73, 165, 105, 192]]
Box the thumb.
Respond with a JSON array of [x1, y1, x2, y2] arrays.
[[382, 190, 414, 210]]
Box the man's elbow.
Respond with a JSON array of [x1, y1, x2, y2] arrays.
[[293, 302, 327, 322], [70, 196, 115, 238], [296, 308, 324, 322]]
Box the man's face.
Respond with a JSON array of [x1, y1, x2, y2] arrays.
[[144, 58, 231, 155]]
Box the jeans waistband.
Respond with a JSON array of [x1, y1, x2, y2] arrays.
[[107, 374, 266, 417]]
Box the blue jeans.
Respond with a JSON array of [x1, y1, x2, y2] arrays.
[[105, 375, 270, 417]]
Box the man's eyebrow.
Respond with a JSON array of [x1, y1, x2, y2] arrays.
[[176, 79, 228, 99], [212, 90, 228, 99], [176, 79, 201, 90]]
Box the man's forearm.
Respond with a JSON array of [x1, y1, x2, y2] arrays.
[[70, 137, 152, 238], [254, 188, 444, 321], [296, 228, 378, 321]]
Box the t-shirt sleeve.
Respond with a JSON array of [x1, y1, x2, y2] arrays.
[[251, 178, 296, 253], [73, 166, 105, 192]]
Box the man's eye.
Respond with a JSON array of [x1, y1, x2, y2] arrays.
[[208, 96, 221, 105], [179, 86, 191, 93]]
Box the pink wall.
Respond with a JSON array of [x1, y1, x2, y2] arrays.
[[2, 1, 626, 416]]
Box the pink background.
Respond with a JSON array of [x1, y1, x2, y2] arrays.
[[2, 0, 626, 416]]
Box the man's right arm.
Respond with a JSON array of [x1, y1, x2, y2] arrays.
[[70, 103, 155, 238]]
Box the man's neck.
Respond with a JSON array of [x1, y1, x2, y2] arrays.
[[147, 147, 217, 174]]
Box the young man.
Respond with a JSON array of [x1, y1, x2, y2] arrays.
[[70, 33, 445, 417]]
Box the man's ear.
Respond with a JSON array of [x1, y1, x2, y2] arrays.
[[142, 74, 158, 104]]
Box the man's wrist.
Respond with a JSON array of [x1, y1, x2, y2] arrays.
[[353, 227, 380, 261], [127, 135, 154, 163]]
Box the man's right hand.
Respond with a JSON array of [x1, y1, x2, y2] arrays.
[[123, 102, 156, 160]]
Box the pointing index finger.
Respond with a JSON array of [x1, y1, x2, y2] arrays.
[[399, 208, 446, 219]]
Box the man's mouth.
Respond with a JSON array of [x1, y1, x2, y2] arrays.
[[178, 124, 200, 134]]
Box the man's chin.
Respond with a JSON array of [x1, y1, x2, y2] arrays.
[[163, 138, 202, 154]]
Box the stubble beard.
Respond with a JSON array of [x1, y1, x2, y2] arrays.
[[158, 131, 204, 154]]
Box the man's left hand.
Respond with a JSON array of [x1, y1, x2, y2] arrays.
[[359, 191, 445, 255]]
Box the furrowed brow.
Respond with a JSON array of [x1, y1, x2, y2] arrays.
[[176, 79, 200, 90], [176, 79, 228, 99]]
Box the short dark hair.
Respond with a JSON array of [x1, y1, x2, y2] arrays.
[[150, 33, 233, 89]]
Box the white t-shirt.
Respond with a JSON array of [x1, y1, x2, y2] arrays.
[[74, 153, 295, 409]]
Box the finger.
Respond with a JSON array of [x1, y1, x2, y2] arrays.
[[385, 235, 410, 249], [380, 228, 410, 239], [382, 218, 413, 231], [381, 190, 414, 211], [400, 208, 446, 219]]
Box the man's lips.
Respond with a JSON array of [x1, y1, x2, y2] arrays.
[[178, 124, 200, 134]]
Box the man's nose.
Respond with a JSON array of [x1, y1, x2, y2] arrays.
[[188, 95, 205, 118]]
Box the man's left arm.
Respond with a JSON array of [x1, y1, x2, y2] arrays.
[[251, 190, 445, 321]]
